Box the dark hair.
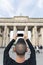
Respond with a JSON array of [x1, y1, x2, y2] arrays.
[[15, 38, 27, 55]]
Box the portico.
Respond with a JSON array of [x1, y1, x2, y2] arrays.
[[0, 16, 43, 47]]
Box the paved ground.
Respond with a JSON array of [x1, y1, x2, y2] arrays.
[[0, 48, 43, 65]]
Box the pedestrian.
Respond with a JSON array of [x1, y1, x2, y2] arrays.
[[3, 32, 36, 65]]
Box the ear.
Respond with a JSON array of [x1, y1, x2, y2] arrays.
[[26, 47, 28, 52], [13, 47, 16, 52]]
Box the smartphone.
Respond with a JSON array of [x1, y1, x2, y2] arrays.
[[17, 34, 23, 37]]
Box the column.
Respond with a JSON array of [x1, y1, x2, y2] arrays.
[[39, 27, 43, 46], [31, 26, 38, 46], [3, 26, 7, 47], [0, 27, 3, 47], [5, 27, 10, 46], [10, 26, 17, 41]]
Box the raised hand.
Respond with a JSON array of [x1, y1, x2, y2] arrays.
[[23, 26, 28, 40]]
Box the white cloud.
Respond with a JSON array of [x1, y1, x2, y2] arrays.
[[0, 0, 34, 17], [37, 0, 43, 8], [0, 0, 15, 17], [16, 0, 32, 15], [0, 0, 43, 17]]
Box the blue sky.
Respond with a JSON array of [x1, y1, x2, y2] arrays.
[[0, 0, 43, 18]]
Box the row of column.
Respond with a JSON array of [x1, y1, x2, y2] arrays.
[[0, 26, 43, 47], [31, 26, 43, 46], [3, 26, 10, 47], [31, 26, 38, 46], [0, 26, 10, 47], [0, 26, 17, 47]]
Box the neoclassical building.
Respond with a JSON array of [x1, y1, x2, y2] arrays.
[[0, 16, 43, 47]]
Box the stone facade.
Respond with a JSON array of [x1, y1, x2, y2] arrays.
[[0, 16, 43, 47]]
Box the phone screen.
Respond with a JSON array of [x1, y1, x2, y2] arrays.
[[17, 34, 23, 37]]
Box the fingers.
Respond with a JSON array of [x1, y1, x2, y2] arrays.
[[23, 26, 28, 40], [13, 27, 17, 40]]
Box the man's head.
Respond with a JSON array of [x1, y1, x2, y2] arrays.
[[13, 38, 27, 56]]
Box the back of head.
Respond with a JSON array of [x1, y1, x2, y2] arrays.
[[15, 38, 27, 56]]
